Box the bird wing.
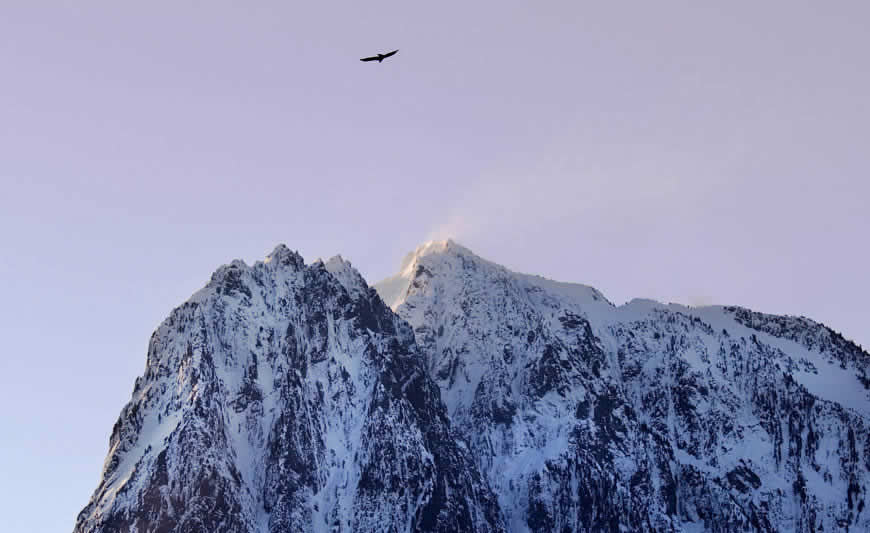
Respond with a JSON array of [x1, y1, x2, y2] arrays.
[[360, 55, 379, 62], [382, 49, 398, 59]]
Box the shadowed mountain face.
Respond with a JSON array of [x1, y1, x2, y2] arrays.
[[375, 240, 870, 533], [73, 246, 504, 533], [76, 241, 870, 532]]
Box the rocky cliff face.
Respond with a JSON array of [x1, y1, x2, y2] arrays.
[[74, 245, 504, 533], [76, 241, 870, 532], [375, 240, 870, 532]]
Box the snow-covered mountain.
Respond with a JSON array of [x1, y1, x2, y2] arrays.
[[375, 240, 870, 532], [74, 245, 504, 533], [76, 240, 870, 532]]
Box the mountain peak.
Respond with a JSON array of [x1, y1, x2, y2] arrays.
[[324, 255, 370, 300], [396, 239, 471, 274], [75, 242, 505, 533], [376, 239, 609, 312], [377, 239, 478, 310], [263, 243, 304, 270]]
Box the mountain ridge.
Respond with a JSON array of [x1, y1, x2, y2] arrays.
[[75, 240, 870, 532], [374, 240, 870, 532]]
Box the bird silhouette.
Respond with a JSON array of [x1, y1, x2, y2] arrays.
[[360, 49, 399, 63]]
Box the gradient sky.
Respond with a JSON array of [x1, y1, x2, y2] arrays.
[[2, 2, 868, 531]]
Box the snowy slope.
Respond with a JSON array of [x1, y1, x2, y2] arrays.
[[74, 245, 504, 533], [375, 240, 870, 533]]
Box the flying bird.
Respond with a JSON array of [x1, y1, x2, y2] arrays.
[[360, 49, 399, 63]]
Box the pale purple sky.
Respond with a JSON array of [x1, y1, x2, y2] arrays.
[[2, 2, 868, 531]]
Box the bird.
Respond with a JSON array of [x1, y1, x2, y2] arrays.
[[360, 49, 399, 63]]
